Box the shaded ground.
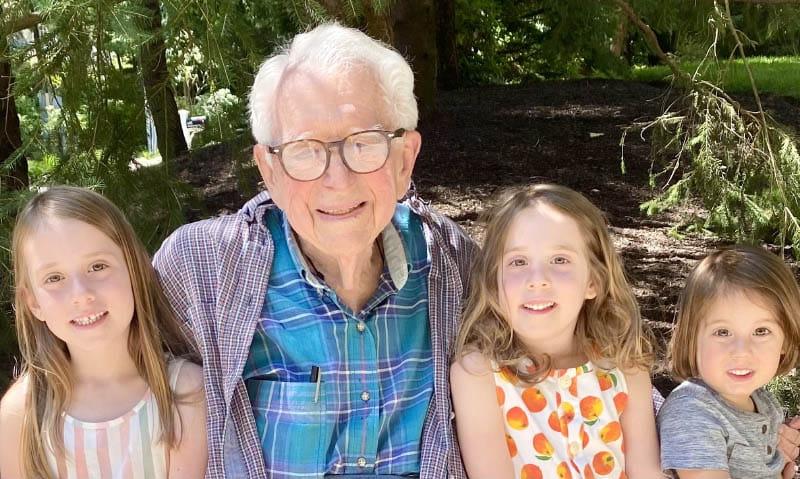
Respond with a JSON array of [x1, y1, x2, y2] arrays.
[[177, 79, 800, 398]]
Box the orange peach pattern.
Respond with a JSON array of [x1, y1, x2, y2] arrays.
[[494, 361, 628, 478]]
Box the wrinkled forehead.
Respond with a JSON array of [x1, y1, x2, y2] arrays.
[[273, 63, 387, 143]]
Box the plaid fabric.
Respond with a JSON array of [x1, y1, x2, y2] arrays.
[[243, 206, 433, 477], [153, 190, 477, 479]]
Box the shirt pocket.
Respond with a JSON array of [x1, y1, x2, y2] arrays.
[[728, 443, 771, 477], [247, 379, 334, 477]]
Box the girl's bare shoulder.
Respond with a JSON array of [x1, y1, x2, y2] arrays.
[[451, 349, 494, 377]]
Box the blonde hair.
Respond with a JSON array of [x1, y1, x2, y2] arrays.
[[455, 184, 653, 382], [10, 186, 195, 478], [669, 245, 800, 381]]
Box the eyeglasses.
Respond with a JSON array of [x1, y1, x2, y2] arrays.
[[267, 128, 406, 181]]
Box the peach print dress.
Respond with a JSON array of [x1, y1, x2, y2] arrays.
[[493, 360, 629, 479]]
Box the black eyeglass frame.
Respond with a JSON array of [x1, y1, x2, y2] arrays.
[[266, 128, 406, 182]]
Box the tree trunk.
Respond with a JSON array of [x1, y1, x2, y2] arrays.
[[139, 0, 187, 163], [611, 11, 629, 61], [1, 30, 29, 191], [435, 0, 459, 90], [389, 0, 438, 119]]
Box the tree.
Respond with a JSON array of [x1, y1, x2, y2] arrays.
[[139, 0, 187, 163], [389, 0, 438, 117], [436, 0, 460, 90], [1, 5, 29, 191]]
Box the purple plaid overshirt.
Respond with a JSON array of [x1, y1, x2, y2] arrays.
[[153, 190, 477, 478]]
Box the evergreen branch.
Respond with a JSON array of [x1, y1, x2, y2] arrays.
[[731, 0, 800, 3], [723, 0, 791, 249]]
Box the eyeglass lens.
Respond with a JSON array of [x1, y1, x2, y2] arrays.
[[281, 131, 390, 181]]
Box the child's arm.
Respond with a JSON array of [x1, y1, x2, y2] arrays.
[[619, 368, 666, 478], [450, 351, 514, 479], [168, 362, 207, 478], [673, 470, 730, 478], [0, 378, 27, 478]]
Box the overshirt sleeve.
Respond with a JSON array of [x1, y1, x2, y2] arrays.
[[153, 225, 198, 331], [657, 394, 730, 473]]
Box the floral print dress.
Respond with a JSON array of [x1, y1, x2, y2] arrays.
[[493, 360, 629, 479]]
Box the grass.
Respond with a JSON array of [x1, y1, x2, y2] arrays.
[[631, 55, 800, 100]]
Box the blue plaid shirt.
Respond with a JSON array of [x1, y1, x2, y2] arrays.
[[153, 190, 477, 479], [243, 206, 433, 477]]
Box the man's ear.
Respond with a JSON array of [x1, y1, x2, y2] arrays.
[[22, 287, 45, 322], [396, 130, 421, 200], [254, 143, 276, 190]]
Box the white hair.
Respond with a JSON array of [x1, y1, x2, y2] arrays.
[[248, 22, 418, 145]]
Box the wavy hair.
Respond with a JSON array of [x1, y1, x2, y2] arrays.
[[10, 186, 195, 478], [669, 245, 800, 381], [248, 22, 417, 145], [454, 184, 654, 382]]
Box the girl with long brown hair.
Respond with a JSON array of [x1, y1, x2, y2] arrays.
[[0, 186, 206, 478]]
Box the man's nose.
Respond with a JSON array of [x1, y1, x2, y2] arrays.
[[320, 144, 355, 186]]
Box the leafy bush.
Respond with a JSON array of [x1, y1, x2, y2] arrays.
[[191, 89, 247, 148], [768, 372, 800, 417]]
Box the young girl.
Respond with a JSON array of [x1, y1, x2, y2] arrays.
[[658, 246, 800, 479], [451, 184, 662, 479], [0, 186, 207, 478]]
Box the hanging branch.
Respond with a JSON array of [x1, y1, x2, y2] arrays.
[[722, 0, 796, 248], [613, 0, 691, 84]]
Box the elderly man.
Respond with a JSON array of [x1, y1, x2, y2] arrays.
[[154, 23, 475, 478]]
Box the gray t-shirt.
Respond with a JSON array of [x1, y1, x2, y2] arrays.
[[657, 378, 784, 479]]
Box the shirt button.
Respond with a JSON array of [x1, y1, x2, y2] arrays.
[[568, 441, 581, 458], [356, 321, 366, 332], [356, 457, 367, 467], [762, 424, 768, 434], [767, 445, 773, 455], [559, 375, 571, 389], [361, 391, 370, 402]]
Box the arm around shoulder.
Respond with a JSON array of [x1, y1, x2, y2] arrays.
[[619, 368, 666, 478], [450, 351, 514, 479], [168, 362, 207, 479], [0, 378, 29, 478]]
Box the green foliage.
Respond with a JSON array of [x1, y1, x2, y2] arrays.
[[191, 89, 247, 148], [0, 190, 36, 392], [628, 3, 800, 257], [634, 83, 800, 252], [768, 372, 800, 417], [632, 56, 800, 100]]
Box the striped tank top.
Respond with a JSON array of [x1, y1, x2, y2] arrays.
[[46, 358, 186, 479]]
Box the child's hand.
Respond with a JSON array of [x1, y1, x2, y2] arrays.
[[779, 416, 800, 463]]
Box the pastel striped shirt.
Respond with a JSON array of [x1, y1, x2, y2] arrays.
[[45, 359, 186, 479]]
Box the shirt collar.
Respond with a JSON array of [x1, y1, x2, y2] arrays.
[[281, 213, 409, 291]]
